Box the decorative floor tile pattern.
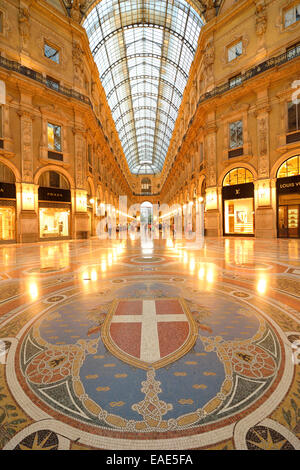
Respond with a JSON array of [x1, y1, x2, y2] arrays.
[[0, 237, 299, 450]]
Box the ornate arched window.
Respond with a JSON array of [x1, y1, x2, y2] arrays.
[[223, 167, 254, 186], [277, 156, 300, 178], [0, 162, 15, 183], [38, 171, 69, 189]]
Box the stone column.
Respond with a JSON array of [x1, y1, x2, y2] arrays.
[[73, 128, 89, 239], [204, 122, 220, 236], [18, 109, 39, 242]]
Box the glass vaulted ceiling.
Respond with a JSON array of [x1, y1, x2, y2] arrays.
[[83, 0, 204, 175]]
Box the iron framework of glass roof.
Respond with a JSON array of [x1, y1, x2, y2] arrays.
[[83, 0, 204, 175]]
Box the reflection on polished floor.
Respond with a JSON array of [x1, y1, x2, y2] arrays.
[[0, 236, 299, 450]]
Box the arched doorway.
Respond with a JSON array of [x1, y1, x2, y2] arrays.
[[38, 170, 71, 240], [222, 167, 255, 236], [140, 201, 153, 237], [0, 162, 16, 242], [276, 155, 300, 238]]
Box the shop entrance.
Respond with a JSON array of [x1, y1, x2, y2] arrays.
[[38, 171, 71, 240], [222, 168, 255, 236], [0, 163, 16, 242], [276, 156, 300, 239], [0, 206, 15, 241], [278, 204, 300, 238]]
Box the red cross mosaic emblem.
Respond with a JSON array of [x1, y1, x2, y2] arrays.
[[101, 298, 198, 370]]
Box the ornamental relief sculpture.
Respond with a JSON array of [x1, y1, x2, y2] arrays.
[[205, 132, 216, 187], [255, 0, 267, 37], [20, 115, 33, 183], [19, 6, 30, 51], [72, 41, 84, 89], [202, 39, 215, 92], [203, 0, 216, 22], [257, 116, 270, 178], [75, 134, 85, 188]]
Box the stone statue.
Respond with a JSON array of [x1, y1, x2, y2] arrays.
[[19, 7, 30, 50], [255, 0, 267, 37], [72, 41, 84, 88], [203, 0, 216, 21]]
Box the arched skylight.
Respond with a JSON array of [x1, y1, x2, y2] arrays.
[[83, 0, 204, 174]]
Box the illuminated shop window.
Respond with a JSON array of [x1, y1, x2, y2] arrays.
[[44, 43, 60, 63], [277, 156, 300, 178], [284, 3, 300, 28], [47, 123, 62, 152], [227, 41, 243, 62], [224, 198, 254, 235], [39, 208, 70, 238], [0, 163, 15, 241], [223, 168, 254, 186], [0, 207, 15, 241]]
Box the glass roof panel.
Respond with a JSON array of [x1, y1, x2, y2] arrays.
[[83, 0, 203, 174]]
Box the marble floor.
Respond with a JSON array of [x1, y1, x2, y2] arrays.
[[0, 236, 299, 450]]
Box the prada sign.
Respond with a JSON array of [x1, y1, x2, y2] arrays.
[[277, 175, 300, 194], [222, 182, 254, 200], [38, 187, 71, 202], [0, 182, 16, 199]]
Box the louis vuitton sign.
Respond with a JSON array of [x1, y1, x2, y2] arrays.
[[222, 182, 254, 200], [277, 175, 300, 194]]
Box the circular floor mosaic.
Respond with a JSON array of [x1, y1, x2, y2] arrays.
[[12, 278, 289, 448]]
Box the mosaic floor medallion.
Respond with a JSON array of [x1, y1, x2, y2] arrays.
[[0, 238, 299, 450], [10, 281, 288, 448]]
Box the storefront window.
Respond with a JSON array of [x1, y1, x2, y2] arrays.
[[224, 198, 254, 235], [277, 155, 300, 178], [0, 207, 15, 240], [39, 208, 70, 238]]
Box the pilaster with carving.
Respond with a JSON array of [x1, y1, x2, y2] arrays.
[[202, 37, 215, 93], [72, 40, 84, 90], [19, 111, 33, 183], [73, 129, 86, 189], [19, 4, 30, 52], [257, 111, 270, 178], [204, 125, 217, 188]]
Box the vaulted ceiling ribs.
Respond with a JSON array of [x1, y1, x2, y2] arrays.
[[82, 0, 204, 175]]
